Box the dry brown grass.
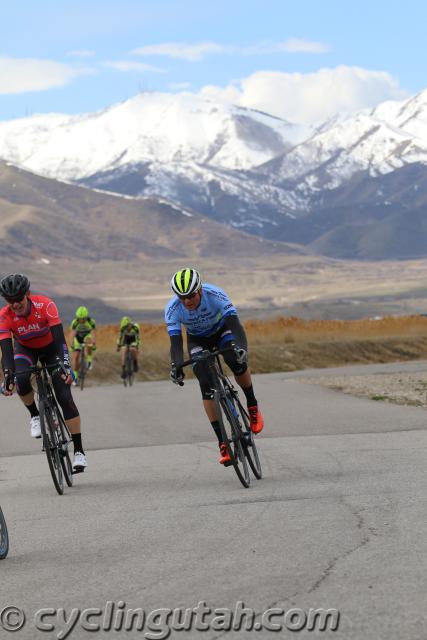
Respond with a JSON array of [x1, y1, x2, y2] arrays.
[[245, 315, 427, 343], [69, 314, 427, 351], [65, 315, 427, 385]]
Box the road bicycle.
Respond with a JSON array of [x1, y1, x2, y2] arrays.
[[0, 507, 9, 559], [27, 361, 74, 495], [122, 344, 135, 387], [181, 347, 262, 488]]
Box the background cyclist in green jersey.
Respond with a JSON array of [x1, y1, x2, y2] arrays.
[[70, 306, 97, 383], [116, 316, 140, 379]]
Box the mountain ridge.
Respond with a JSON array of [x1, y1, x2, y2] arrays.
[[2, 89, 427, 259]]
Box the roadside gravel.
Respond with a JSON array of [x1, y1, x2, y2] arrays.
[[298, 371, 427, 407]]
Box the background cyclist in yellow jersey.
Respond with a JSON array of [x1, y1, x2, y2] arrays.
[[70, 306, 96, 383], [116, 316, 140, 379]]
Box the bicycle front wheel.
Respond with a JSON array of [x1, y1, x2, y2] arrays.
[[53, 403, 73, 487], [126, 351, 134, 387], [216, 393, 250, 488], [235, 396, 262, 479], [40, 400, 64, 495], [79, 350, 86, 391], [0, 507, 9, 559]]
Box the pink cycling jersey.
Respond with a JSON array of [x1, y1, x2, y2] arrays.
[[0, 294, 61, 349]]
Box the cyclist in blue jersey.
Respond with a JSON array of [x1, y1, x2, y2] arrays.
[[165, 268, 264, 465]]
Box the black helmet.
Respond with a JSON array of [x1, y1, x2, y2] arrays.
[[0, 273, 30, 300]]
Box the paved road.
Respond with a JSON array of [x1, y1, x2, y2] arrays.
[[1, 362, 427, 639]]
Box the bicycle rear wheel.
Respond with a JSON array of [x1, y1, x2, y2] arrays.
[[216, 392, 250, 488], [0, 507, 9, 559], [40, 400, 64, 495], [53, 403, 73, 487], [235, 395, 262, 479]]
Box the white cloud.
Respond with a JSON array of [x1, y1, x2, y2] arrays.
[[170, 82, 192, 90], [0, 57, 93, 95], [198, 66, 408, 125], [104, 60, 165, 73], [67, 50, 96, 58], [275, 38, 330, 54], [241, 39, 329, 55], [132, 42, 232, 61], [132, 39, 329, 61]]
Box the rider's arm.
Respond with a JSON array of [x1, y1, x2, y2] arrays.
[[223, 314, 248, 351], [117, 329, 123, 348], [0, 337, 14, 372], [170, 334, 184, 368], [50, 323, 71, 371], [90, 319, 97, 344], [134, 325, 140, 347], [70, 319, 77, 338]]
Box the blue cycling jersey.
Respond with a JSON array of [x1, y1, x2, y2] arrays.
[[165, 283, 237, 337]]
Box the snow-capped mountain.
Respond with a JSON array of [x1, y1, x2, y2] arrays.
[[0, 92, 307, 179], [261, 88, 427, 194], [2, 89, 427, 259]]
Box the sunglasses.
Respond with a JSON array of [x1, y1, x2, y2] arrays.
[[5, 295, 25, 304], [178, 292, 199, 301]]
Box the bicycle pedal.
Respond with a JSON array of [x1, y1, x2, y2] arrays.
[[223, 460, 233, 467], [72, 467, 85, 474]]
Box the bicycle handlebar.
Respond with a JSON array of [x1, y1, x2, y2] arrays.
[[24, 359, 67, 374], [180, 346, 237, 369], [1, 359, 68, 396]]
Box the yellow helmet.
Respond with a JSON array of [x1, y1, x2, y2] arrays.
[[170, 268, 201, 296], [120, 316, 132, 330]]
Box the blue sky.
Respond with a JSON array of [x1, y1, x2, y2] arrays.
[[0, 0, 424, 124]]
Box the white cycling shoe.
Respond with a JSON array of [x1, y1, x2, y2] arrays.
[[30, 416, 41, 439], [72, 451, 87, 473]]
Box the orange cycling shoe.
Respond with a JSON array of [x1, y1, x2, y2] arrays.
[[219, 443, 231, 465], [248, 406, 264, 434]]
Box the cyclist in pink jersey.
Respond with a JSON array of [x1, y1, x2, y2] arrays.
[[0, 274, 87, 472]]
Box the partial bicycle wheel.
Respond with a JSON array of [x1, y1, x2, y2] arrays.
[[123, 348, 134, 387], [53, 404, 73, 487], [0, 507, 9, 559], [234, 394, 262, 479], [126, 351, 134, 386], [216, 393, 250, 488], [40, 401, 64, 495], [79, 348, 86, 391]]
